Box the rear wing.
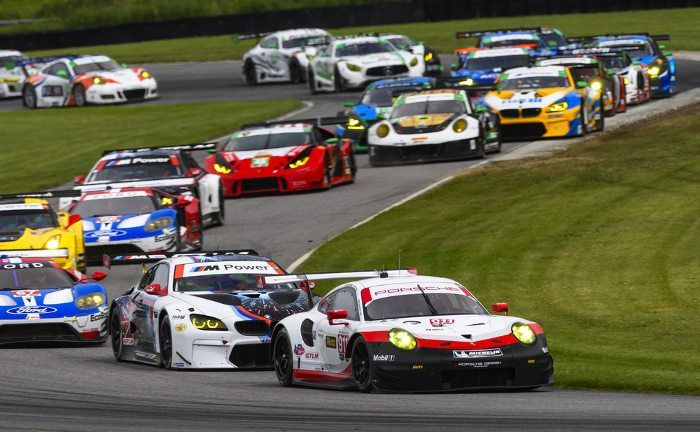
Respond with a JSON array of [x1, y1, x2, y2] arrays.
[[241, 116, 348, 130], [101, 142, 216, 156], [257, 268, 417, 289], [0, 190, 82, 201], [74, 177, 197, 193], [103, 250, 260, 268], [567, 33, 668, 42], [0, 249, 70, 259], [456, 27, 542, 39], [232, 32, 272, 42]]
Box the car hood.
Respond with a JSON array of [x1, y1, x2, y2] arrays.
[[0, 227, 59, 245], [484, 88, 571, 109], [171, 289, 311, 321], [341, 52, 406, 67], [224, 145, 312, 172], [77, 68, 147, 85]]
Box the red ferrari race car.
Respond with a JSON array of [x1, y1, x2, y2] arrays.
[[205, 118, 356, 197]]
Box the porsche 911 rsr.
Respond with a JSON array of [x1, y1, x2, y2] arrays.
[[241, 28, 330, 84], [587, 34, 675, 98], [482, 65, 603, 140], [594, 49, 651, 105], [0, 256, 108, 344], [269, 270, 553, 392], [71, 143, 224, 227], [537, 56, 626, 116], [381, 34, 442, 76], [0, 50, 28, 99], [308, 35, 425, 93], [66, 188, 202, 264], [22, 54, 157, 108], [0, 191, 86, 272], [339, 77, 438, 152], [204, 119, 355, 197], [107, 251, 315, 369], [452, 47, 530, 86], [367, 89, 500, 165]]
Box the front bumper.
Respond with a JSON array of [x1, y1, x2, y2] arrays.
[[219, 167, 327, 197], [0, 81, 22, 98], [496, 107, 582, 140], [86, 82, 158, 104], [84, 231, 177, 263], [369, 138, 483, 166], [0, 312, 108, 345], [367, 338, 553, 392]]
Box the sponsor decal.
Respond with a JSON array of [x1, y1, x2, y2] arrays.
[[175, 362, 186, 368], [109, 157, 171, 166], [84, 191, 150, 200], [294, 343, 305, 356], [122, 337, 135, 345], [251, 157, 270, 168], [305, 352, 319, 360], [85, 230, 127, 238], [325, 336, 336, 349], [178, 261, 280, 278], [96, 215, 122, 223], [11, 290, 41, 297], [456, 360, 502, 368], [7, 306, 56, 315], [430, 318, 455, 327], [412, 364, 424, 369], [337, 334, 349, 361], [372, 354, 396, 362], [542, 347, 549, 353], [171, 315, 185, 320], [90, 312, 107, 322], [372, 285, 462, 297], [2, 263, 45, 270], [453, 348, 503, 359], [175, 323, 187, 332]]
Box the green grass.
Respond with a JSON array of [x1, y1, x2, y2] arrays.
[[300, 105, 700, 395], [27, 8, 700, 64], [0, 99, 299, 193]]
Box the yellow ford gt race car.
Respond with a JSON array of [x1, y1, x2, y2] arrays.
[[482, 65, 604, 140], [0, 191, 86, 272]]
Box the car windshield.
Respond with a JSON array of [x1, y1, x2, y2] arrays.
[[282, 37, 320, 49], [0, 209, 58, 230], [465, 55, 530, 71], [176, 273, 297, 293], [71, 195, 156, 218], [0, 55, 26, 63], [600, 56, 629, 69], [88, 160, 183, 183], [223, 131, 312, 151], [385, 36, 414, 49], [391, 99, 465, 118], [498, 75, 570, 90], [362, 86, 426, 106], [73, 60, 121, 74], [570, 67, 600, 82], [364, 292, 488, 320], [0, 263, 74, 290], [336, 42, 393, 57]]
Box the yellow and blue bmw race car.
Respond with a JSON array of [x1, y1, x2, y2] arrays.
[[0, 191, 86, 272], [482, 65, 604, 140]]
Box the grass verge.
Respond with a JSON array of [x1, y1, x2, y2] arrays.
[[300, 105, 700, 395], [0, 99, 299, 193], [27, 8, 700, 63]]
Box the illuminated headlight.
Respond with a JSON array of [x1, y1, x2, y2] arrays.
[[590, 80, 603, 92], [191, 314, 228, 331], [458, 78, 474, 86], [624, 77, 630, 85], [376, 123, 391, 138], [92, 76, 106, 85], [409, 57, 419, 67], [345, 63, 362, 72], [75, 293, 105, 310], [546, 101, 568, 112], [139, 70, 152, 79], [45, 235, 61, 250], [389, 328, 417, 350], [424, 52, 433, 62], [347, 117, 365, 130], [648, 66, 660, 78], [144, 216, 173, 232], [0, 77, 20, 83], [452, 118, 467, 133], [512, 322, 536, 345], [288, 156, 309, 169], [213, 163, 231, 174]]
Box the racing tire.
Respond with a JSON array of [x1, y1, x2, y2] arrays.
[[289, 59, 305, 84], [159, 317, 173, 369], [351, 338, 374, 393], [577, 100, 588, 137], [333, 65, 345, 92], [322, 157, 333, 190], [594, 109, 605, 132], [308, 69, 320, 95], [349, 150, 358, 179], [273, 328, 294, 387], [22, 85, 38, 109], [110, 307, 124, 362], [73, 85, 87, 107], [211, 184, 225, 227], [243, 60, 258, 85], [476, 142, 486, 159]]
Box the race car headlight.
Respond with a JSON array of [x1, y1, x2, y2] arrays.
[[213, 163, 231, 174], [512, 322, 536, 345], [144, 216, 173, 232], [139, 70, 152, 79], [347, 117, 365, 130], [452, 118, 468, 133], [590, 80, 603, 92], [546, 101, 568, 112], [458, 78, 474, 87], [376, 123, 391, 138], [75, 293, 105, 310], [191, 314, 228, 331], [92, 76, 106, 85], [424, 52, 433, 62], [409, 57, 419, 67], [44, 235, 61, 250], [389, 328, 417, 350], [288, 156, 310, 169], [624, 77, 630, 85], [648, 65, 660, 78], [345, 63, 362, 72]]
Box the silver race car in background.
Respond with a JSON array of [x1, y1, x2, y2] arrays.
[[0, 50, 28, 99]]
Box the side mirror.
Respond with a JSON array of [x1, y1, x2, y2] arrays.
[[67, 213, 81, 227], [324, 138, 339, 144], [89, 271, 107, 281], [474, 105, 488, 114], [492, 302, 509, 315], [663, 51, 672, 57], [56, 70, 68, 79], [547, 40, 557, 48], [658, 44, 666, 50], [632, 61, 641, 65], [576, 81, 588, 89], [207, 148, 217, 154], [327, 309, 349, 325], [73, 174, 85, 185], [607, 70, 616, 77], [343, 101, 355, 107], [145, 283, 167, 296], [450, 63, 458, 71]]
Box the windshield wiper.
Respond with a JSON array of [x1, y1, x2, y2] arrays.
[[416, 284, 438, 316]]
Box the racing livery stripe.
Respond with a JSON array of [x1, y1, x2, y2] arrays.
[[174, 264, 184, 279], [234, 305, 270, 323], [293, 364, 352, 381]]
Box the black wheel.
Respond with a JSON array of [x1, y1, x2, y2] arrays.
[[289, 59, 304, 84], [73, 85, 87, 107], [351, 339, 373, 392], [333, 65, 345, 92], [349, 150, 358, 179], [308, 68, 319, 95], [110, 307, 124, 361], [578, 100, 588, 137], [22, 85, 37, 108], [159, 317, 172, 369], [212, 184, 225, 226], [476, 142, 486, 159], [244, 60, 258, 85], [595, 108, 605, 132], [273, 328, 294, 386], [322, 157, 333, 190]]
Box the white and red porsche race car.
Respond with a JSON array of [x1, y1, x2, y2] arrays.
[[21, 54, 157, 108], [270, 270, 553, 392]]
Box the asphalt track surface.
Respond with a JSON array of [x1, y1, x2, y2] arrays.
[[1, 56, 700, 431]]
